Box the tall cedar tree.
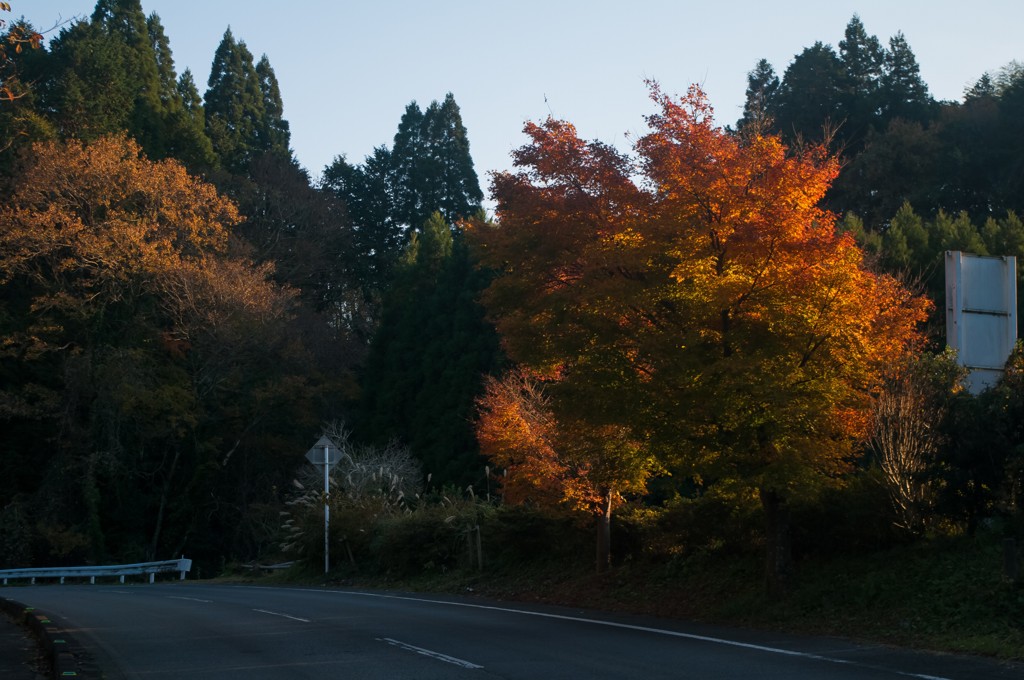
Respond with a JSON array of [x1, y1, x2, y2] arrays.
[[471, 83, 929, 588], [204, 28, 289, 171], [321, 92, 482, 300], [356, 212, 502, 488], [736, 59, 779, 135]]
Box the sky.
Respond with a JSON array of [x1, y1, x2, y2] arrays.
[[19, 1, 1024, 194]]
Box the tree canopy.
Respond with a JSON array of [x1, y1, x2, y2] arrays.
[[471, 83, 930, 585]]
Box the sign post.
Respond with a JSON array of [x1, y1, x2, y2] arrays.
[[305, 436, 341, 574]]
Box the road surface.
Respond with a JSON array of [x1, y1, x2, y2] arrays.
[[11, 582, 1024, 679]]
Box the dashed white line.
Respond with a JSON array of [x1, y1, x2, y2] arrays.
[[253, 608, 310, 623], [379, 637, 483, 669], [240, 587, 952, 680], [168, 596, 212, 603]]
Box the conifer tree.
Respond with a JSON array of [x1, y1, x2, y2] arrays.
[[737, 58, 779, 134], [772, 42, 846, 146], [838, 14, 885, 149], [390, 101, 427, 228], [427, 93, 484, 223], [145, 13, 215, 168], [880, 32, 932, 124], [255, 54, 290, 157], [355, 212, 501, 488], [204, 28, 267, 172]]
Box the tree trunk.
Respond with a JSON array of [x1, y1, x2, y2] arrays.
[[760, 487, 792, 595], [595, 489, 613, 574], [149, 447, 182, 561]]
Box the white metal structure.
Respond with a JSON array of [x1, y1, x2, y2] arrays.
[[945, 251, 1018, 393]]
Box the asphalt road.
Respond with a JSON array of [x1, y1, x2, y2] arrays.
[[11, 582, 1024, 679]]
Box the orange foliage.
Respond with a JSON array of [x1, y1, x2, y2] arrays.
[[471, 83, 930, 498], [0, 135, 239, 309], [476, 369, 584, 509]]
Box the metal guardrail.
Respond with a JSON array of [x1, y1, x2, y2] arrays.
[[0, 557, 192, 585]]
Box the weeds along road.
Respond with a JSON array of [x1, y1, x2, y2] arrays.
[[11, 582, 1024, 679]]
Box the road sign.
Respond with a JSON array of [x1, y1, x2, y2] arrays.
[[305, 435, 342, 575], [305, 436, 342, 468]]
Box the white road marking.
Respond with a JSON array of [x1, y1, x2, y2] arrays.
[[238, 586, 952, 680], [253, 608, 310, 623], [168, 596, 212, 603], [378, 637, 483, 669]]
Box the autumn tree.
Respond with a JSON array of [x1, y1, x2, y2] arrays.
[[471, 83, 929, 591], [0, 135, 335, 566], [476, 368, 655, 571]]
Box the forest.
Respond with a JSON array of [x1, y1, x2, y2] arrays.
[[1, 1, 1022, 611]]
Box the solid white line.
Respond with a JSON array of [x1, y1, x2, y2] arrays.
[[168, 596, 212, 603], [236, 586, 951, 680], [252, 608, 311, 623], [378, 637, 483, 669]]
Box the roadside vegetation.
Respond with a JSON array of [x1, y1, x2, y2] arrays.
[[2, 3, 1023, 663]]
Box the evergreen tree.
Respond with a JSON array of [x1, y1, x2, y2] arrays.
[[964, 73, 996, 101], [255, 54, 290, 157], [425, 93, 484, 223], [322, 93, 483, 299], [837, 14, 885, 150], [147, 13, 177, 108], [43, 16, 141, 140], [390, 101, 427, 228], [389, 94, 482, 231], [168, 68, 217, 169], [737, 59, 779, 134], [355, 212, 502, 488], [321, 147, 403, 295], [93, 0, 164, 151], [772, 42, 846, 146], [146, 13, 216, 168], [204, 28, 267, 172], [880, 32, 932, 124]]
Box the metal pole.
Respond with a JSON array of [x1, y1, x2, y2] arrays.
[[324, 445, 330, 575]]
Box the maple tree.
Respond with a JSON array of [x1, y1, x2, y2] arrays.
[[471, 83, 930, 589], [476, 367, 656, 571]]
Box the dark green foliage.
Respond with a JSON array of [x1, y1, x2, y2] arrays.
[[372, 93, 483, 233], [736, 58, 778, 134], [255, 54, 290, 156], [771, 42, 846, 145], [880, 32, 932, 125], [370, 513, 467, 577], [355, 213, 502, 489], [837, 14, 885, 151], [321, 148, 404, 295], [146, 16, 216, 168], [320, 92, 484, 328], [931, 345, 1024, 535], [204, 28, 289, 171], [482, 505, 588, 566]]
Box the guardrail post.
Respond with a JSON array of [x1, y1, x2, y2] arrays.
[[90, 576, 95, 585], [149, 572, 155, 584], [119, 575, 125, 584], [59, 576, 65, 585]]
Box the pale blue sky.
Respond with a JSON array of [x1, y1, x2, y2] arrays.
[[21, 1, 1024, 191]]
